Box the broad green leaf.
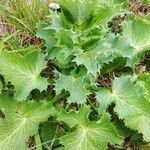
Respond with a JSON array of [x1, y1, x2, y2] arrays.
[[97, 76, 147, 118], [74, 35, 124, 76], [57, 106, 123, 150], [80, 26, 102, 50], [97, 76, 150, 141], [59, 0, 96, 26], [101, 57, 126, 74], [98, 0, 114, 4], [56, 29, 74, 48], [95, 34, 126, 65], [105, 34, 134, 59], [48, 11, 62, 30], [74, 48, 101, 76], [58, 0, 125, 30], [36, 23, 57, 51], [110, 76, 145, 118], [125, 113, 150, 142], [57, 105, 91, 128], [123, 18, 150, 53], [54, 47, 76, 68], [47, 10, 72, 31], [138, 73, 150, 101], [112, 116, 132, 138], [93, 4, 123, 26], [126, 56, 141, 68], [105, 19, 150, 67], [0, 51, 48, 101], [55, 72, 90, 103], [96, 89, 114, 113], [41, 119, 65, 149], [0, 95, 55, 150]]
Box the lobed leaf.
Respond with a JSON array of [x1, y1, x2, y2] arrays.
[[57, 105, 123, 150], [97, 76, 150, 141], [123, 18, 150, 52], [0, 51, 48, 101], [0, 95, 55, 150], [55, 72, 90, 103]]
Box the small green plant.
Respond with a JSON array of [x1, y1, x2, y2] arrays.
[[0, 0, 150, 150]]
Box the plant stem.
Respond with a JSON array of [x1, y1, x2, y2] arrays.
[[52, 92, 69, 104], [87, 99, 98, 112], [34, 132, 43, 150]]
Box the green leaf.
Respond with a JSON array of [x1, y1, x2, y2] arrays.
[[36, 23, 57, 51], [41, 119, 65, 149], [56, 29, 74, 48], [57, 105, 123, 150], [96, 89, 114, 113], [58, 0, 125, 30], [123, 18, 150, 53], [138, 73, 150, 101], [94, 4, 123, 26], [126, 56, 141, 68], [74, 35, 124, 76], [105, 34, 134, 59], [101, 57, 126, 74], [59, 0, 96, 27], [48, 11, 62, 30], [110, 76, 145, 118], [58, 105, 91, 128], [125, 113, 150, 142], [95, 34, 125, 65], [74, 48, 101, 76], [96, 76, 150, 141], [80, 27, 102, 49], [0, 51, 48, 101], [104, 19, 150, 67], [0, 95, 55, 150], [55, 72, 90, 103], [54, 47, 76, 68], [97, 76, 146, 118], [47, 10, 72, 31]]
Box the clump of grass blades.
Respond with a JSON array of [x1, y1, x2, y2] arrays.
[[0, 0, 50, 34], [0, 0, 52, 49]]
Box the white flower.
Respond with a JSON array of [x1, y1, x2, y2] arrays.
[[49, 2, 60, 10]]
